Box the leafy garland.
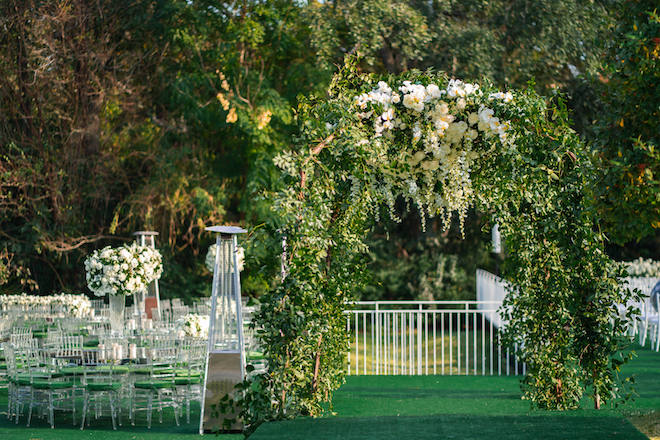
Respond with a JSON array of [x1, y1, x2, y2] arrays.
[[240, 58, 638, 431]]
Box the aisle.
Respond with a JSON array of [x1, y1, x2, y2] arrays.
[[252, 347, 660, 440]]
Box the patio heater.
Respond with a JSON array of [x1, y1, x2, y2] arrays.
[[199, 225, 247, 434], [133, 231, 161, 323]]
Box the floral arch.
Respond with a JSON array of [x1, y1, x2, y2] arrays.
[[249, 58, 636, 426]]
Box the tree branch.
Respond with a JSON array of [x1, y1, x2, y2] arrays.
[[41, 234, 125, 253]]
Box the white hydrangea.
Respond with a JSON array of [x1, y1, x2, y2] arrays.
[[177, 313, 210, 339], [84, 243, 162, 297]]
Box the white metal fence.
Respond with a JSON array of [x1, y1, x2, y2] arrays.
[[345, 271, 660, 376], [620, 277, 660, 349], [476, 269, 508, 328], [345, 300, 525, 376]]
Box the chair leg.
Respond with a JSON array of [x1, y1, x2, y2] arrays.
[[186, 386, 191, 424], [109, 393, 117, 431], [6, 384, 11, 421], [173, 395, 179, 427], [48, 391, 54, 429], [117, 391, 122, 427], [71, 389, 76, 426], [80, 392, 89, 430], [15, 395, 21, 424], [130, 388, 135, 426], [26, 390, 33, 427], [147, 394, 153, 429]]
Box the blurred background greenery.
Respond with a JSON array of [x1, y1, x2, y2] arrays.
[[0, 0, 657, 302]]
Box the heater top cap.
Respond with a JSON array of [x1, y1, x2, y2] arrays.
[[205, 225, 247, 235]]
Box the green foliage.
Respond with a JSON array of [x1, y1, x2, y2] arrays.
[[585, 1, 660, 244], [362, 210, 495, 301], [307, 0, 611, 91], [0, 0, 322, 297]]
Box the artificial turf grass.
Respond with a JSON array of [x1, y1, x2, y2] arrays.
[[251, 376, 647, 440], [251, 346, 660, 439], [252, 414, 644, 440]]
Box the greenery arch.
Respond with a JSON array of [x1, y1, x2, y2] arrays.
[[246, 58, 637, 428]]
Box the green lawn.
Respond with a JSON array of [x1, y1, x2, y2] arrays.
[[0, 346, 658, 439], [253, 345, 660, 439]]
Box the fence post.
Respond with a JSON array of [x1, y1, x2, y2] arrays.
[[417, 303, 422, 375]]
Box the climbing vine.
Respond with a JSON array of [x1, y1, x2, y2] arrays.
[[243, 57, 638, 430]]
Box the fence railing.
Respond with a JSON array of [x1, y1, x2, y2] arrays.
[[344, 300, 525, 376], [476, 269, 508, 329]]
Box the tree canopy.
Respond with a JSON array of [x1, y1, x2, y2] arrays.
[[0, 0, 656, 311]]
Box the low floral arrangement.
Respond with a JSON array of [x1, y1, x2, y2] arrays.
[[622, 257, 660, 278], [0, 293, 92, 317], [84, 242, 162, 297], [177, 313, 210, 339], [205, 244, 245, 273]]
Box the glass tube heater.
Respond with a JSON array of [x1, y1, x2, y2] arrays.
[[200, 225, 247, 433]]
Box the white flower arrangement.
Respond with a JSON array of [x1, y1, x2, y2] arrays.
[[0, 293, 92, 317], [205, 244, 245, 273], [177, 313, 210, 339], [622, 257, 660, 278], [84, 242, 162, 297], [349, 78, 516, 232]]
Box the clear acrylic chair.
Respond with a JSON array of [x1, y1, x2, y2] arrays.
[[56, 335, 84, 361], [44, 328, 63, 351], [2, 343, 25, 423], [21, 346, 76, 428], [80, 362, 126, 430], [10, 329, 33, 348], [175, 339, 207, 423], [130, 344, 180, 428]]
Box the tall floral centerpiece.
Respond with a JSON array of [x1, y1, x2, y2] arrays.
[[85, 243, 163, 334]]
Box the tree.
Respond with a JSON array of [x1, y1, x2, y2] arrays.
[[586, 0, 659, 245], [0, 0, 323, 298]]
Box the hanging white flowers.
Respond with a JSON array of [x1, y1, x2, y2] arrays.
[[205, 244, 245, 273], [352, 77, 516, 233], [84, 242, 163, 297]]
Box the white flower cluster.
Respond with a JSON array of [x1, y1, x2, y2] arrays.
[[489, 91, 514, 103], [354, 78, 515, 232], [84, 243, 163, 297], [177, 313, 210, 339], [0, 293, 92, 318], [622, 258, 660, 278], [205, 244, 245, 273]]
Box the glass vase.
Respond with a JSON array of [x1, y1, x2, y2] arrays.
[[109, 294, 126, 335], [134, 289, 145, 329]]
